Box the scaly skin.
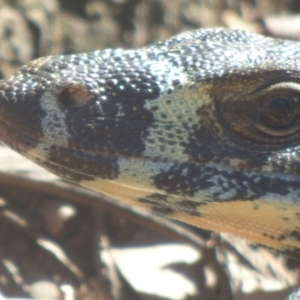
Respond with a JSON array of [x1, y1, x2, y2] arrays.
[[1, 28, 300, 256]]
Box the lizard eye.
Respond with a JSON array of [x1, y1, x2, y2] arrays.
[[260, 92, 299, 128], [219, 82, 300, 143]]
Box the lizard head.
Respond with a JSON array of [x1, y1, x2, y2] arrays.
[[1, 28, 300, 255]]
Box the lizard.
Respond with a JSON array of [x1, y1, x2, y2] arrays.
[[0, 28, 300, 263]]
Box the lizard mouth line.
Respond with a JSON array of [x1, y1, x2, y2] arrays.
[[0, 118, 98, 179], [0, 118, 41, 154], [2, 117, 300, 185], [0, 116, 181, 165]]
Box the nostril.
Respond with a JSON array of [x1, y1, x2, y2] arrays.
[[58, 86, 90, 108]]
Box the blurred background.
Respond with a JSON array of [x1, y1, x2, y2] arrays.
[[2, 0, 300, 78]]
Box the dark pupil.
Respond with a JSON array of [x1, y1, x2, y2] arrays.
[[268, 97, 293, 121]]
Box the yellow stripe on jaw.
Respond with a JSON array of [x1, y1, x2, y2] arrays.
[[81, 177, 300, 254], [174, 200, 300, 253], [81, 178, 163, 209]]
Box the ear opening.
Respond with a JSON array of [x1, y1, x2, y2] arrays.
[[58, 85, 90, 108]]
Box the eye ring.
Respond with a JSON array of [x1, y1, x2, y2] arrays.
[[260, 92, 299, 128]]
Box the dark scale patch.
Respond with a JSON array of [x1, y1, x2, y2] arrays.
[[69, 116, 152, 157], [248, 174, 293, 198], [289, 229, 300, 241], [153, 163, 216, 197], [153, 162, 300, 201], [0, 77, 46, 143], [148, 193, 169, 202], [138, 193, 174, 215], [210, 170, 300, 201], [138, 193, 203, 216], [138, 193, 169, 204], [262, 232, 276, 240], [277, 235, 286, 242], [47, 145, 119, 182], [59, 51, 162, 159], [179, 200, 202, 216]]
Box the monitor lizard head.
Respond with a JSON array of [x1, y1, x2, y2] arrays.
[[1, 28, 300, 255]]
